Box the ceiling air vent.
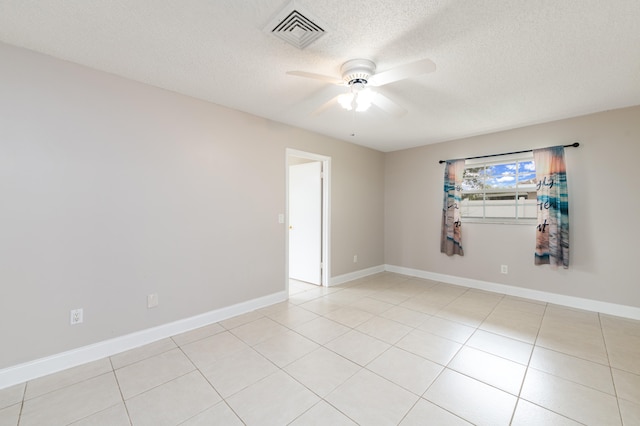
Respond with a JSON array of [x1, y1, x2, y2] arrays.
[[265, 2, 326, 49]]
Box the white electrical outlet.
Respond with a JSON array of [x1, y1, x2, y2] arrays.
[[501, 265, 508, 274], [70, 308, 83, 325], [147, 293, 159, 309], [353, 255, 358, 263]]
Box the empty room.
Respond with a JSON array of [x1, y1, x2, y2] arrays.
[[1, 1, 639, 425]]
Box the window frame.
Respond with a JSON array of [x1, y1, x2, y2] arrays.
[[460, 153, 537, 225]]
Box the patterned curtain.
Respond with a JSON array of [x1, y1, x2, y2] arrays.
[[440, 159, 465, 256], [533, 146, 569, 268]]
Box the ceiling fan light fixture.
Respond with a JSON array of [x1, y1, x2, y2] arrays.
[[355, 88, 374, 112], [337, 92, 355, 110], [337, 88, 374, 112]]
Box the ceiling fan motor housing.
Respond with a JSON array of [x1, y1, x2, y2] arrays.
[[341, 59, 376, 85]]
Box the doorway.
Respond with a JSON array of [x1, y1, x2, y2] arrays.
[[286, 149, 331, 289]]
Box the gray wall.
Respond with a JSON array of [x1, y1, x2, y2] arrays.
[[385, 106, 640, 308], [0, 43, 384, 369]]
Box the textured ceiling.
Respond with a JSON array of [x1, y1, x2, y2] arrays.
[[1, 0, 639, 152]]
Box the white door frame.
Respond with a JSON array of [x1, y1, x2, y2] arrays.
[[286, 148, 331, 288]]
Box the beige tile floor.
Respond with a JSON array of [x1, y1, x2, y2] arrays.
[[1, 272, 639, 425]]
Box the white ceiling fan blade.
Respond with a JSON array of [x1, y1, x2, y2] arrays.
[[372, 92, 407, 117], [312, 95, 341, 115], [286, 71, 345, 85], [368, 58, 436, 87]]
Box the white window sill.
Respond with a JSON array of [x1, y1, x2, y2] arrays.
[[462, 218, 536, 225]]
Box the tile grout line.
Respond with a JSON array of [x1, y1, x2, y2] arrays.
[[16, 381, 26, 426], [107, 356, 134, 426], [423, 290, 516, 424], [174, 344, 226, 424], [516, 303, 615, 425], [508, 300, 549, 426], [598, 312, 625, 424]]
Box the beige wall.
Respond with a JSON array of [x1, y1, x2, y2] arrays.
[[385, 106, 640, 308], [0, 43, 384, 369]]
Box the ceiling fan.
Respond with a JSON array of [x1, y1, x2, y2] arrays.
[[287, 58, 436, 117]]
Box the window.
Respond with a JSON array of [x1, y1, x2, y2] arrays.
[[460, 154, 536, 223]]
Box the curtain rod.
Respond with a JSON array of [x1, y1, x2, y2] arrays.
[[438, 142, 580, 164]]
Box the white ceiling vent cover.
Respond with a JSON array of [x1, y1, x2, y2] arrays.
[[265, 1, 326, 49]]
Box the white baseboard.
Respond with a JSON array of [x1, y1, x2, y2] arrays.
[[385, 264, 640, 321], [0, 291, 287, 390], [330, 265, 386, 286], [5, 266, 638, 390]]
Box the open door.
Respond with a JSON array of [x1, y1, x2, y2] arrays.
[[288, 161, 322, 284]]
